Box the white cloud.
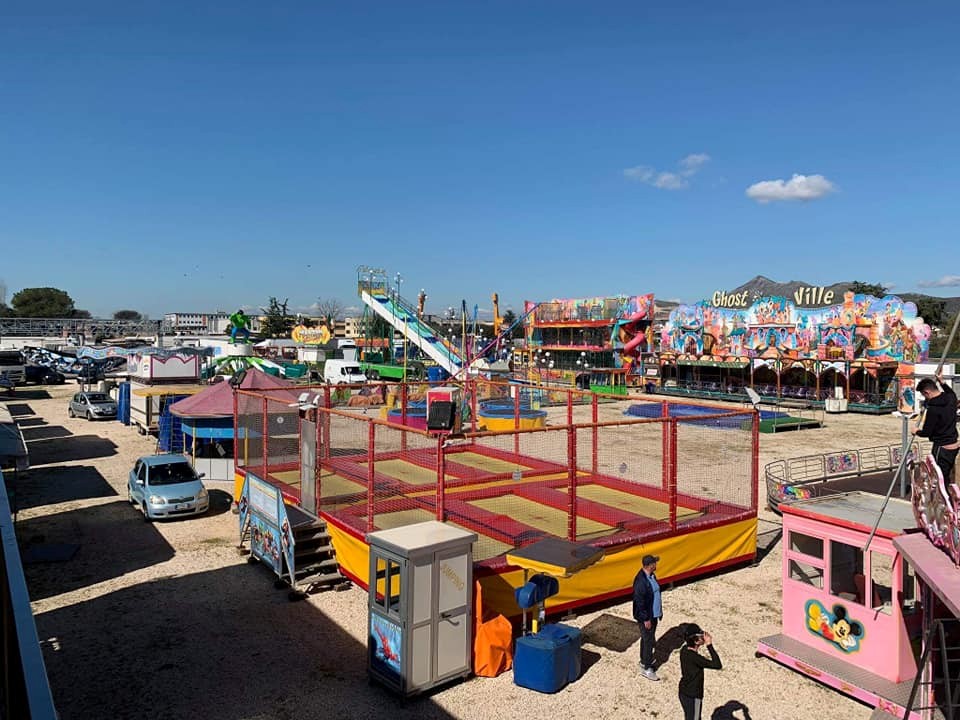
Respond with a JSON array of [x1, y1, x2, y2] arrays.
[[679, 153, 711, 176], [745, 173, 836, 203], [624, 152, 710, 191], [918, 275, 960, 288], [880, 281, 896, 291]]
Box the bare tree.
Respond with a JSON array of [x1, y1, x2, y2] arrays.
[[315, 297, 345, 322]]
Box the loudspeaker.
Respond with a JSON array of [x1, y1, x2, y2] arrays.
[[426, 401, 456, 431]]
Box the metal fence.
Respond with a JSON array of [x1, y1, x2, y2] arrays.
[[0, 471, 57, 719], [235, 380, 759, 565]]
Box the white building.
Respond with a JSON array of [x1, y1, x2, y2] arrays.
[[164, 312, 262, 335]]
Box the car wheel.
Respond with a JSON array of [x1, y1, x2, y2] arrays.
[[86, 411, 93, 421], [141, 503, 153, 522], [127, 485, 135, 505], [68, 407, 75, 418]]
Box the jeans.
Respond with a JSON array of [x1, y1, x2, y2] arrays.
[[934, 445, 959, 484], [679, 692, 702, 720], [639, 618, 659, 669]]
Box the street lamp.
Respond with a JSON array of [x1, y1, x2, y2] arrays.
[[394, 272, 403, 301]]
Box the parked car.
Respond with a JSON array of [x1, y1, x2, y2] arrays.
[[68, 391, 117, 420], [24, 365, 66, 385], [128, 455, 209, 521]]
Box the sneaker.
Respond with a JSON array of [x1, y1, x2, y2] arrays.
[[642, 667, 660, 681]]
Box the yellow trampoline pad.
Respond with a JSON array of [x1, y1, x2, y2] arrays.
[[446, 452, 542, 474], [374, 508, 436, 530], [318, 472, 367, 498], [469, 496, 613, 537], [273, 469, 301, 488], [361, 459, 447, 485], [560, 484, 702, 521]]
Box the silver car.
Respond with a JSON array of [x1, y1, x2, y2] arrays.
[[128, 455, 209, 521], [68, 391, 117, 420]]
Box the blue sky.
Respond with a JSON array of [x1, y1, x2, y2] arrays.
[[2, 1, 958, 320]]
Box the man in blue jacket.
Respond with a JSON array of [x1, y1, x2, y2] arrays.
[[632, 553, 662, 681]]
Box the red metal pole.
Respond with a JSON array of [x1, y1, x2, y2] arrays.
[[514, 386, 521, 455], [261, 397, 268, 481], [591, 393, 599, 476], [400, 382, 408, 453], [568, 425, 578, 541], [315, 409, 322, 515], [322, 386, 331, 461], [661, 401, 670, 493], [436, 435, 447, 522], [669, 419, 678, 531], [751, 410, 760, 512], [567, 389, 573, 426], [367, 422, 376, 533]]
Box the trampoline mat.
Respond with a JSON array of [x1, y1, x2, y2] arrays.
[[318, 472, 367, 498], [560, 484, 702, 521], [373, 508, 437, 529], [469, 495, 614, 537], [446, 451, 543, 474], [272, 469, 301, 487], [362, 458, 444, 486]]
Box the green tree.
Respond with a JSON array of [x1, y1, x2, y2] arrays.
[[72, 309, 92, 319], [259, 297, 295, 339], [928, 311, 959, 359], [849, 281, 888, 297], [0, 304, 14, 317], [113, 309, 143, 321], [11, 287, 76, 317], [915, 297, 946, 328]]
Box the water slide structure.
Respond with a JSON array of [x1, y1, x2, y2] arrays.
[[358, 284, 466, 377]]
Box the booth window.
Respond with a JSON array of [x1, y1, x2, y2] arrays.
[[789, 559, 824, 588], [789, 532, 823, 559], [373, 556, 403, 618], [830, 540, 864, 602], [869, 551, 893, 614]]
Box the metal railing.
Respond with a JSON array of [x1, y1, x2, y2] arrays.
[[0, 471, 57, 719], [904, 617, 960, 720]]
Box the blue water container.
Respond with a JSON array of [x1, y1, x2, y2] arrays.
[[513, 630, 574, 693], [117, 382, 131, 425], [538, 623, 582, 683]]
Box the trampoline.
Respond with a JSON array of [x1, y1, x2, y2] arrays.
[[625, 402, 786, 429]]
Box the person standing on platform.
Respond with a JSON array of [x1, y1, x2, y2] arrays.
[[632, 553, 662, 681], [913, 376, 959, 483], [678, 624, 722, 720]]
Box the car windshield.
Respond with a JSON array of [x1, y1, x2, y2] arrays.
[[85, 393, 111, 403], [345, 366, 362, 374], [149, 462, 197, 485]]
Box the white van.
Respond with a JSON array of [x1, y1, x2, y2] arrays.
[[323, 359, 367, 385]]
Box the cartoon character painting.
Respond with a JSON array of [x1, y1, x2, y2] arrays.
[[370, 614, 402, 679], [806, 600, 864, 652]]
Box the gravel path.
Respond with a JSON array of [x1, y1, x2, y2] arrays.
[[14, 384, 903, 720]]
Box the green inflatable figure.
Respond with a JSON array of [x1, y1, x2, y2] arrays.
[[229, 309, 251, 344]]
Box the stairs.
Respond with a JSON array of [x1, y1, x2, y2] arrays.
[[283, 505, 351, 598]]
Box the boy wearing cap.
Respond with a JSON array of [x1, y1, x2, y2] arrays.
[[632, 554, 662, 681], [678, 624, 722, 719]]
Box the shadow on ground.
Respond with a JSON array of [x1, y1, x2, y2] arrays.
[[19, 500, 175, 600], [711, 700, 753, 719], [12, 465, 118, 511], [35, 564, 465, 720], [580, 613, 639, 653], [27, 435, 118, 465], [5, 389, 52, 401], [20, 425, 73, 442]]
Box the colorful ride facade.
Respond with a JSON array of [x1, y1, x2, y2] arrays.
[[653, 289, 930, 413], [518, 293, 654, 394]]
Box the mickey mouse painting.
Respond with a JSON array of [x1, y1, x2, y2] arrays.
[[806, 599, 864, 653]]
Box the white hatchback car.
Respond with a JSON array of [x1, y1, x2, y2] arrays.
[[128, 455, 209, 521]]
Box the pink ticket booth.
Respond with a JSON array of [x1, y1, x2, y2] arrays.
[[758, 491, 923, 719]]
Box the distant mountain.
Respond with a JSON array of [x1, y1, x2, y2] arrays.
[[729, 276, 960, 315]]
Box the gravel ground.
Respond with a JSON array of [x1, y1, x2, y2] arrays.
[[13, 383, 907, 720]]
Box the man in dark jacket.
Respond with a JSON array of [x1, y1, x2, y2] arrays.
[[913, 377, 959, 483], [632, 554, 662, 681], [678, 623, 722, 720]]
